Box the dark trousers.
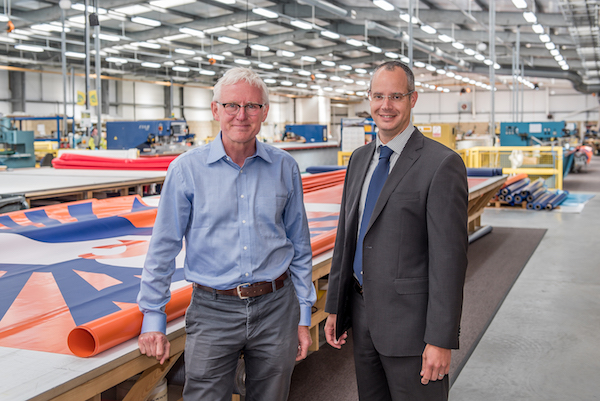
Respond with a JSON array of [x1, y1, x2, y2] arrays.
[[350, 287, 449, 401], [183, 277, 300, 401]]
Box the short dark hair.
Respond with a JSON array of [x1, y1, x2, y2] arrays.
[[369, 61, 415, 92]]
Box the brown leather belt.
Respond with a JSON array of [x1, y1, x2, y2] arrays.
[[193, 272, 288, 300]]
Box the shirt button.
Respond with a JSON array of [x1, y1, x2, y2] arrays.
[[240, 169, 243, 173], [242, 220, 246, 224], [244, 246, 247, 250], [245, 273, 249, 277], [240, 195, 244, 198]]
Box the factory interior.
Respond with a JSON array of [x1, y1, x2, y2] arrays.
[[1, 0, 600, 400]]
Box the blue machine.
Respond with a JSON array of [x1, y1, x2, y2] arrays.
[[106, 120, 188, 150], [500, 121, 568, 146], [284, 124, 328, 143], [0, 117, 36, 168]]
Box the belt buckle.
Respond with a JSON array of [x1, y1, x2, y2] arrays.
[[236, 282, 251, 299]]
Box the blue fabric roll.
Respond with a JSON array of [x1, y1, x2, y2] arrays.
[[467, 168, 503, 177], [306, 165, 347, 174]]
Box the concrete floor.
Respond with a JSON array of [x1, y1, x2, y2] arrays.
[[450, 174, 600, 398]]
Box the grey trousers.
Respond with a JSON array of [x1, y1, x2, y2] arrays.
[[183, 276, 300, 401], [350, 288, 449, 401]]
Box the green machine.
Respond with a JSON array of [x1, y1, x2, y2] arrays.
[[0, 117, 36, 168]]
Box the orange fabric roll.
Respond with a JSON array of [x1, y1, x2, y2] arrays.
[[67, 285, 192, 357]]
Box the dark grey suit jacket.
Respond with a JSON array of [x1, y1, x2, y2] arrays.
[[325, 128, 469, 357]]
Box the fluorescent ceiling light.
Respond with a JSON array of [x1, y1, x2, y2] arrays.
[[214, 0, 235, 4], [511, 0, 528, 8], [539, 34, 550, 43], [95, 33, 121, 42], [233, 21, 267, 29], [532, 24, 544, 34], [173, 66, 190, 72], [523, 12, 537, 23], [174, 59, 186, 64], [252, 8, 278, 18], [0, 36, 16, 43], [175, 48, 195, 55], [464, 48, 475, 55], [545, 42, 556, 50], [454, 75, 462, 80], [401, 56, 410, 63], [281, 81, 293, 86], [162, 34, 191, 41], [474, 53, 485, 61], [343, 78, 354, 84], [367, 45, 383, 53], [199, 70, 216, 75], [204, 26, 228, 34], [0, 15, 9, 22], [385, 52, 399, 59], [207, 54, 225, 60], [330, 75, 341, 81], [301, 55, 317, 62], [8, 33, 27, 40], [413, 61, 425, 68], [258, 63, 274, 69], [142, 62, 162, 68], [297, 83, 308, 88], [315, 73, 327, 79], [15, 44, 45, 52], [321, 60, 336, 66], [355, 68, 368, 74], [399, 13, 419, 24], [339, 65, 352, 70], [234, 59, 251, 65], [321, 30, 340, 39], [561, 64, 569, 70], [136, 42, 161, 49], [71, 4, 107, 14], [311, 85, 321, 89], [279, 67, 294, 72], [251, 44, 270, 52], [550, 49, 560, 56], [264, 78, 277, 84], [290, 20, 312, 30], [276, 50, 295, 57], [420, 25, 436, 35], [494, 63, 501, 69], [446, 71, 455, 77], [323, 87, 333, 91], [346, 38, 363, 47], [373, 0, 395, 11], [217, 36, 240, 44], [426, 64, 436, 71], [436, 69, 446, 75], [115, 5, 151, 15], [65, 51, 86, 59], [438, 34, 453, 43], [150, 0, 196, 7], [298, 70, 312, 76], [164, 61, 175, 66], [103, 48, 120, 54], [180, 27, 205, 37], [107, 10, 127, 21], [462, 77, 470, 82], [131, 16, 161, 27], [452, 41, 465, 50], [483, 59, 493, 65], [106, 57, 128, 63]]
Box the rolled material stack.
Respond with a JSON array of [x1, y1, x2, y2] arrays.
[[494, 175, 569, 211]]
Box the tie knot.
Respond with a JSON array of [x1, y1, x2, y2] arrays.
[[379, 146, 393, 160]]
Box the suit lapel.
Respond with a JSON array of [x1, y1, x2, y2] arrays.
[[347, 141, 376, 223], [366, 129, 423, 233]]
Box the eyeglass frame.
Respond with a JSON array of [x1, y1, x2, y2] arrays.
[[216, 102, 266, 115], [367, 90, 415, 102]]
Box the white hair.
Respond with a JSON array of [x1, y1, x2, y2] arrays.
[[212, 67, 270, 105]]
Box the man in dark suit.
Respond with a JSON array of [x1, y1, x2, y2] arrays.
[[324, 61, 468, 400]]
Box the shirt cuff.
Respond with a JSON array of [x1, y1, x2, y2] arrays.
[[299, 304, 312, 327], [140, 310, 167, 334]]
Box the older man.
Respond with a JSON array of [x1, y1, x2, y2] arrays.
[[325, 61, 468, 400], [138, 67, 316, 401]]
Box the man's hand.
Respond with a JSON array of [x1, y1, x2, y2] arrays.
[[420, 344, 451, 385], [296, 326, 312, 361], [324, 314, 347, 349], [138, 331, 171, 365]]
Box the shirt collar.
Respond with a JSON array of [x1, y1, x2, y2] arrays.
[[376, 124, 414, 155], [207, 132, 273, 164]]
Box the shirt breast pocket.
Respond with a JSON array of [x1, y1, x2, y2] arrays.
[[256, 195, 287, 238]]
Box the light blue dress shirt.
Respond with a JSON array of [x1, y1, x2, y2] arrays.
[[138, 133, 317, 333]]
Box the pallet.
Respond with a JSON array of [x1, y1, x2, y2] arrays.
[[487, 200, 528, 209]]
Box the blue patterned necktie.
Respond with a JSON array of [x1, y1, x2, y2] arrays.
[[353, 145, 394, 285]]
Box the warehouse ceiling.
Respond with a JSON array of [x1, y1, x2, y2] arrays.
[[0, 0, 598, 99]]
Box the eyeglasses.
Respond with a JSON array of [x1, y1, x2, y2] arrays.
[[368, 91, 414, 103], [217, 102, 266, 116]]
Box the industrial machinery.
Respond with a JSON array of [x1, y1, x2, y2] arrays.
[[283, 124, 328, 143], [500, 121, 569, 146], [0, 117, 36, 169], [106, 120, 191, 153]]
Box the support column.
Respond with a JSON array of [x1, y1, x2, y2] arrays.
[[8, 71, 26, 113]]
